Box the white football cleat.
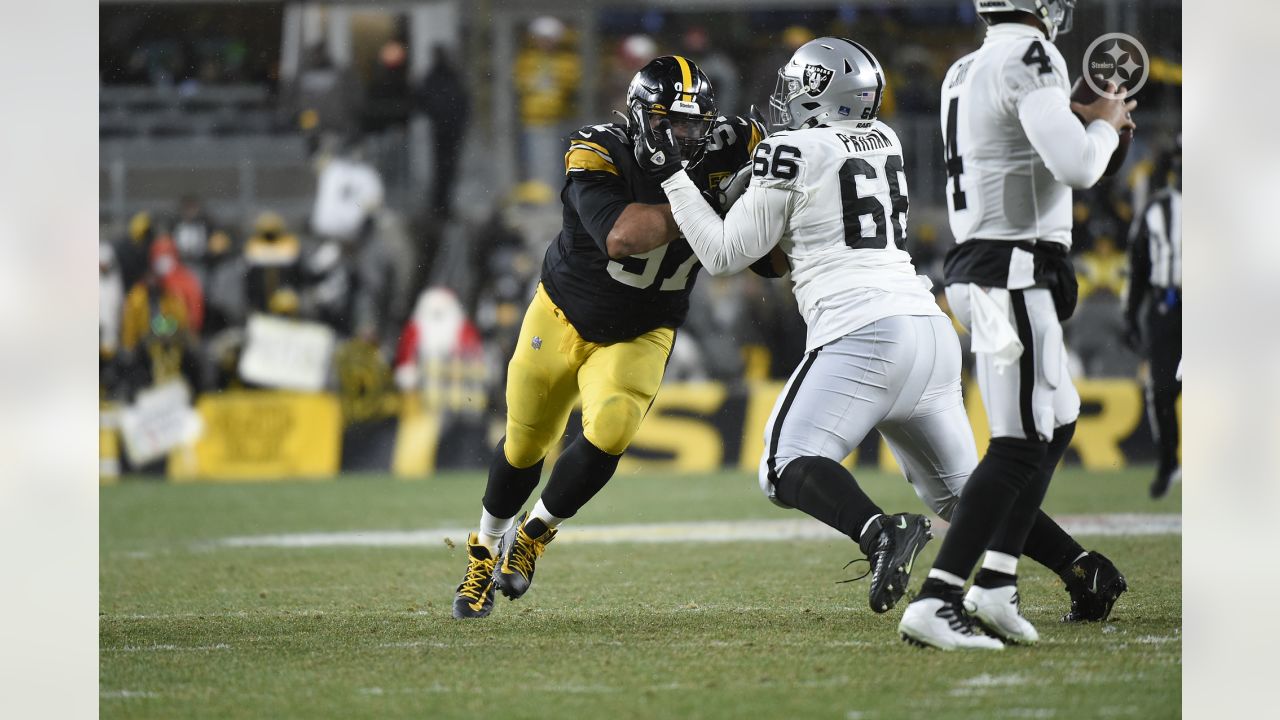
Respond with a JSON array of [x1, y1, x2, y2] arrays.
[[899, 596, 1005, 651], [965, 584, 1039, 645]]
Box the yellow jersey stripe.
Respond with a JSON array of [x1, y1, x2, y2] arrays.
[[569, 144, 615, 164], [564, 147, 620, 176], [571, 139, 613, 158], [673, 55, 693, 101]]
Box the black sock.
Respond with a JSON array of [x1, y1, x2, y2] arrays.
[[481, 439, 544, 519], [974, 569, 1017, 589], [1024, 513, 1086, 579], [774, 456, 883, 542], [538, 436, 621, 520], [1020, 422, 1087, 578], [931, 437, 1046, 580], [918, 577, 963, 602], [989, 422, 1076, 557]]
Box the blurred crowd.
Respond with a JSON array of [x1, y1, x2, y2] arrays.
[[100, 8, 1183, 436]]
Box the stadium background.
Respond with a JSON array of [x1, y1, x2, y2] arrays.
[[97, 0, 1182, 481]]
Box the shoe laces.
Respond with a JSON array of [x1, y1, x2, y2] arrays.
[[938, 597, 983, 636], [507, 526, 552, 578], [458, 554, 495, 600], [836, 558, 872, 585]]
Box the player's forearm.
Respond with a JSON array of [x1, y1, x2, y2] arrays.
[[604, 203, 679, 259], [661, 171, 776, 276], [1019, 88, 1119, 189]]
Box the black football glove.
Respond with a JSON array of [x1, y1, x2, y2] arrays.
[[634, 118, 683, 181]]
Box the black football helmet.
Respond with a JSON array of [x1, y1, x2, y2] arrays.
[[626, 56, 718, 168]]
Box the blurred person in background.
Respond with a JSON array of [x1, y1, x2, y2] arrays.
[[365, 36, 412, 135], [394, 287, 491, 468], [149, 236, 204, 336], [514, 16, 581, 190], [417, 45, 471, 219], [1125, 137, 1181, 499], [681, 27, 739, 115], [244, 211, 302, 317], [199, 228, 249, 392], [114, 211, 156, 291], [311, 138, 385, 244], [100, 241, 125, 397], [171, 195, 219, 286], [200, 228, 246, 337], [119, 242, 201, 397], [283, 45, 364, 156], [601, 34, 658, 118]]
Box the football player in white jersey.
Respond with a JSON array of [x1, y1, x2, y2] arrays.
[[639, 37, 966, 618], [899, 0, 1137, 650]]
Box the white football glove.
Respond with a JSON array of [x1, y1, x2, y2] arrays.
[[716, 162, 753, 211]]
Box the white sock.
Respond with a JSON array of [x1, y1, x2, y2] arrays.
[[530, 498, 567, 530], [859, 513, 884, 540], [982, 551, 1019, 576], [927, 569, 966, 587], [478, 509, 515, 552]]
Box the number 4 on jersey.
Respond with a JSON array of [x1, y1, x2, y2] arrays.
[[1022, 40, 1052, 75], [944, 97, 967, 211]]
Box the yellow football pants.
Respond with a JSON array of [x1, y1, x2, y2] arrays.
[[502, 283, 674, 468]]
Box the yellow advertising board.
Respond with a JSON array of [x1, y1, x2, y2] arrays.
[[172, 391, 341, 481]]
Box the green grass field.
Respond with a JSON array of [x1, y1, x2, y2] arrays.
[[100, 467, 1181, 719]]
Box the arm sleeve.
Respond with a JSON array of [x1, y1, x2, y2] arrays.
[[1018, 86, 1119, 189], [565, 173, 631, 255], [1125, 206, 1152, 323], [661, 169, 792, 276]]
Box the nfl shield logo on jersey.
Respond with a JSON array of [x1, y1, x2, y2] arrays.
[[803, 63, 834, 96]]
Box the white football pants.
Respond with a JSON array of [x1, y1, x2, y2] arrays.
[[945, 285, 1080, 442], [759, 314, 978, 520]]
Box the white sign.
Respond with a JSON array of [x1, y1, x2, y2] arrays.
[[120, 381, 201, 466], [238, 314, 336, 391]]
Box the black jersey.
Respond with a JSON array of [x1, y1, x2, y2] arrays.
[[540, 117, 763, 344]]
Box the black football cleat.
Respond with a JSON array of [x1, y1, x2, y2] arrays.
[[495, 512, 557, 600], [1061, 551, 1128, 622], [859, 513, 933, 613], [452, 533, 498, 619]]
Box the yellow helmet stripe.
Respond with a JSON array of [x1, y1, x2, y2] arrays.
[[673, 55, 693, 101]]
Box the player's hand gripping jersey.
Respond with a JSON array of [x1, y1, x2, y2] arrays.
[[540, 115, 763, 344], [939, 23, 1118, 253], [663, 121, 942, 352]]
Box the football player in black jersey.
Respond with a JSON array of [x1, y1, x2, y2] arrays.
[[454, 56, 767, 618]]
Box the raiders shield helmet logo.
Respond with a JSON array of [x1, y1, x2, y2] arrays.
[[803, 63, 834, 97]]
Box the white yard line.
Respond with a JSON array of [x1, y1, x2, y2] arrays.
[[208, 514, 1180, 551]]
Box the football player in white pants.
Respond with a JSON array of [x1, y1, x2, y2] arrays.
[[640, 37, 970, 619], [898, 0, 1136, 650]]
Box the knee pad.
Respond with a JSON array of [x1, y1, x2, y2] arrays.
[[503, 422, 555, 469], [582, 393, 644, 456]]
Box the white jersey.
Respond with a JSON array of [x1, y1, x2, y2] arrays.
[[663, 120, 942, 352], [940, 23, 1117, 248]]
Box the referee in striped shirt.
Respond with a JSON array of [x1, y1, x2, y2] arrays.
[[1125, 138, 1182, 499]]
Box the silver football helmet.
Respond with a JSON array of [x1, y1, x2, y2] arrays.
[[974, 0, 1076, 42], [769, 37, 885, 133]]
